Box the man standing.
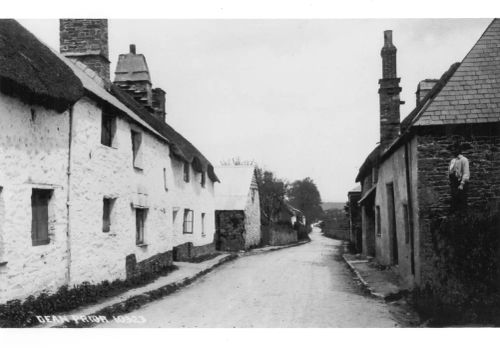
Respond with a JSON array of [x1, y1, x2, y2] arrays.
[[448, 143, 470, 211]]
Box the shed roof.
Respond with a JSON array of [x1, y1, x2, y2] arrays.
[[215, 166, 256, 210], [415, 18, 500, 126], [0, 19, 84, 112]]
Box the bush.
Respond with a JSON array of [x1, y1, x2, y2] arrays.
[[0, 264, 177, 328], [413, 211, 500, 325]]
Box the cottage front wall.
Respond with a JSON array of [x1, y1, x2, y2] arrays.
[[0, 93, 70, 302], [243, 178, 261, 249], [415, 125, 500, 286], [375, 138, 418, 287], [68, 96, 216, 285], [170, 159, 216, 249]]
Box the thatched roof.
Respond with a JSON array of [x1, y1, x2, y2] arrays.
[[0, 19, 83, 112], [110, 84, 219, 182], [355, 145, 380, 183]]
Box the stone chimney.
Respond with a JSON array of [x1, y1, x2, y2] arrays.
[[379, 30, 403, 150], [152, 88, 166, 121], [60, 19, 110, 81], [416, 79, 438, 106], [114, 44, 154, 113]]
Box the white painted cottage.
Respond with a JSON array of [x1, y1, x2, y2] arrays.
[[214, 166, 261, 251], [0, 19, 219, 303]]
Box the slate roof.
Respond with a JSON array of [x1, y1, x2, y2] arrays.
[[415, 18, 500, 126], [215, 166, 256, 210], [0, 19, 84, 112]]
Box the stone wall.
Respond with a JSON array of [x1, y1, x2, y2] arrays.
[[173, 241, 216, 261], [244, 176, 261, 249], [125, 250, 173, 279], [215, 211, 245, 251], [322, 209, 350, 241], [261, 224, 298, 246], [0, 93, 70, 303], [416, 124, 500, 286]]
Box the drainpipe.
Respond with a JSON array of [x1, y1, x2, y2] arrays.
[[404, 142, 415, 275], [65, 106, 74, 284]]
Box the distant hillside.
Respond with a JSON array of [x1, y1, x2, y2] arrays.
[[321, 202, 346, 211]]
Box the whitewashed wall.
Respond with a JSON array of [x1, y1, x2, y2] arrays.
[[0, 92, 217, 303], [0, 93, 70, 303], [243, 174, 261, 248]]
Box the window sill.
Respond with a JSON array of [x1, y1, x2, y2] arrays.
[[100, 144, 118, 150], [136, 243, 148, 248], [32, 240, 50, 247], [0, 261, 7, 267]]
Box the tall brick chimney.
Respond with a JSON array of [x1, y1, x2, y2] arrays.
[[60, 19, 110, 81], [114, 44, 166, 121], [379, 30, 403, 150]]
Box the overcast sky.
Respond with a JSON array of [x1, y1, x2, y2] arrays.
[[19, 18, 491, 202]]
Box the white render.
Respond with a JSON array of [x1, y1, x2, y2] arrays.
[[215, 166, 261, 249], [0, 63, 217, 303]]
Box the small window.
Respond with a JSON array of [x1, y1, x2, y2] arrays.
[[102, 198, 115, 233], [183, 162, 190, 182], [136, 208, 146, 245], [131, 130, 143, 169], [163, 168, 168, 191], [372, 167, 378, 184], [201, 171, 206, 188], [101, 111, 116, 147], [376, 206, 381, 237], [31, 189, 52, 246], [251, 188, 256, 203], [183, 209, 193, 234], [201, 213, 206, 237], [403, 204, 410, 244]]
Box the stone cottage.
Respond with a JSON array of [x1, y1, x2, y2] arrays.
[[355, 19, 500, 288], [0, 19, 219, 303], [214, 165, 261, 251]]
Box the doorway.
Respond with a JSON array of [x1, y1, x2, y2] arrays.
[[386, 183, 398, 265]]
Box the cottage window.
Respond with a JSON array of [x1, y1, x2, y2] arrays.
[[183, 162, 190, 182], [183, 209, 194, 234], [135, 208, 147, 245], [31, 189, 52, 246], [201, 213, 206, 237], [102, 198, 115, 233], [201, 171, 206, 188], [101, 111, 116, 147], [163, 168, 168, 191], [131, 130, 143, 169], [376, 206, 381, 237]]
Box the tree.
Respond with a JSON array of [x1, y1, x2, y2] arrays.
[[255, 167, 287, 225], [287, 177, 323, 225]]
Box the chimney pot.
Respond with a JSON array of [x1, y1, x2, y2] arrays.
[[130, 44, 136, 54], [384, 30, 393, 47]]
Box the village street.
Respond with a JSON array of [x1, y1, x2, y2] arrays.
[[98, 227, 407, 328]]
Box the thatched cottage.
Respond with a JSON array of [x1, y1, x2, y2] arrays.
[[0, 19, 219, 303]]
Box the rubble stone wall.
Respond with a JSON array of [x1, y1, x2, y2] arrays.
[[416, 124, 500, 286]]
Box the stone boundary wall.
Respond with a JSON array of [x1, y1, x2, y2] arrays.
[[125, 251, 173, 279], [416, 125, 500, 285], [172, 242, 216, 261], [262, 224, 298, 246]]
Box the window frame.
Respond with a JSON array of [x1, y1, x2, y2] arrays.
[[201, 171, 206, 188], [201, 212, 206, 237], [101, 110, 116, 147], [183, 162, 190, 182], [131, 130, 143, 169], [102, 197, 115, 233], [31, 189, 53, 246], [135, 208, 147, 245], [183, 209, 194, 234]]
